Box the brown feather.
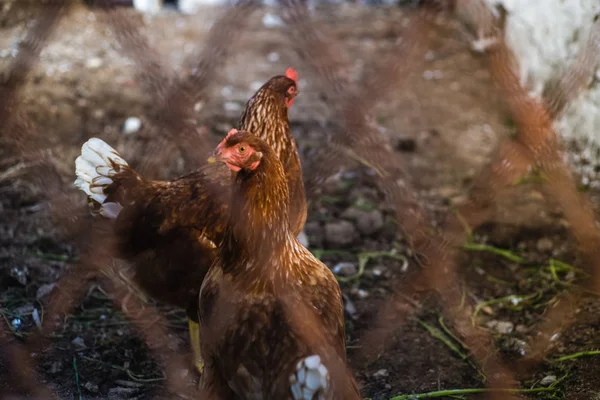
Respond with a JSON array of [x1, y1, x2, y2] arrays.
[[198, 131, 358, 399], [94, 72, 307, 324]]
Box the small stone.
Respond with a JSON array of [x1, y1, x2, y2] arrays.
[[267, 52, 280, 62], [84, 382, 99, 393], [71, 337, 86, 349], [11, 318, 22, 330], [503, 337, 528, 356], [373, 369, 389, 378], [351, 288, 369, 299], [515, 324, 528, 334], [122, 117, 142, 135], [356, 210, 384, 235], [108, 387, 139, 399], [435, 186, 460, 200], [342, 294, 358, 319], [486, 320, 514, 334], [324, 220, 357, 247], [540, 375, 556, 386], [221, 86, 233, 97], [92, 109, 105, 119], [85, 57, 103, 69], [13, 304, 34, 316], [31, 308, 41, 329], [262, 13, 283, 28], [50, 361, 63, 374], [536, 238, 553, 252], [10, 265, 28, 286], [332, 262, 358, 277], [371, 266, 385, 278], [36, 283, 55, 300], [224, 101, 242, 112], [342, 208, 383, 235]]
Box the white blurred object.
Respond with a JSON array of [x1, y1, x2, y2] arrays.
[[483, 0, 600, 148], [123, 117, 142, 135], [484, 0, 597, 96], [133, 0, 163, 13], [297, 230, 309, 248], [262, 13, 284, 28], [179, 0, 226, 14]]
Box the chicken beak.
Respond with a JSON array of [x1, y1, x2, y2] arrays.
[[207, 147, 226, 164]]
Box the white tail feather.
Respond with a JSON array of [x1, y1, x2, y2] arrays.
[[289, 355, 329, 400], [74, 138, 128, 219]]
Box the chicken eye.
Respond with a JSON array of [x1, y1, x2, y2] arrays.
[[287, 86, 295, 95], [238, 146, 247, 153]]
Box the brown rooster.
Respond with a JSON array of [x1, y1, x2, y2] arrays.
[[73, 69, 306, 374], [198, 129, 360, 400]]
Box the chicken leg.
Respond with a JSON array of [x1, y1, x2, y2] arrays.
[[188, 319, 204, 374]]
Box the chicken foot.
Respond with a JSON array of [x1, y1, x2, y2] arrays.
[[188, 319, 205, 375]]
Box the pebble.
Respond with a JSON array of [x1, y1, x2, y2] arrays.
[[11, 318, 22, 330], [342, 208, 384, 235], [503, 337, 528, 356], [31, 308, 41, 329], [71, 337, 86, 349], [224, 101, 242, 112], [10, 265, 28, 286], [342, 171, 357, 180], [332, 262, 358, 277], [324, 220, 357, 247], [267, 51, 280, 62], [536, 237, 554, 252], [540, 375, 557, 386], [85, 57, 103, 69], [351, 288, 369, 299], [262, 13, 283, 28], [50, 361, 63, 374], [36, 283, 55, 300], [342, 293, 358, 319], [373, 369, 389, 378], [122, 117, 142, 135], [486, 320, 514, 334], [356, 210, 384, 235], [371, 265, 385, 278], [84, 382, 99, 393], [108, 387, 139, 399], [92, 109, 105, 119], [515, 324, 528, 334], [221, 86, 233, 97]]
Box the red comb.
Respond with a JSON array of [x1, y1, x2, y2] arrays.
[[217, 128, 239, 149], [285, 67, 298, 83], [225, 128, 238, 139]]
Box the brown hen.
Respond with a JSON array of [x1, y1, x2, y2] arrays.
[[73, 69, 306, 374], [198, 129, 360, 400]]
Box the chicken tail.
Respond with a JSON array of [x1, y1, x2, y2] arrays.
[[289, 355, 329, 400], [74, 138, 129, 220]]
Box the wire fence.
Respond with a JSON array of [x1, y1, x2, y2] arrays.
[[1, 0, 600, 398]]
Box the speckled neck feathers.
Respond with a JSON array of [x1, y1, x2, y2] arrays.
[[238, 82, 295, 167], [222, 150, 292, 270]]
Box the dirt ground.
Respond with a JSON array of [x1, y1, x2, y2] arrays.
[[2, 3, 600, 400]]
